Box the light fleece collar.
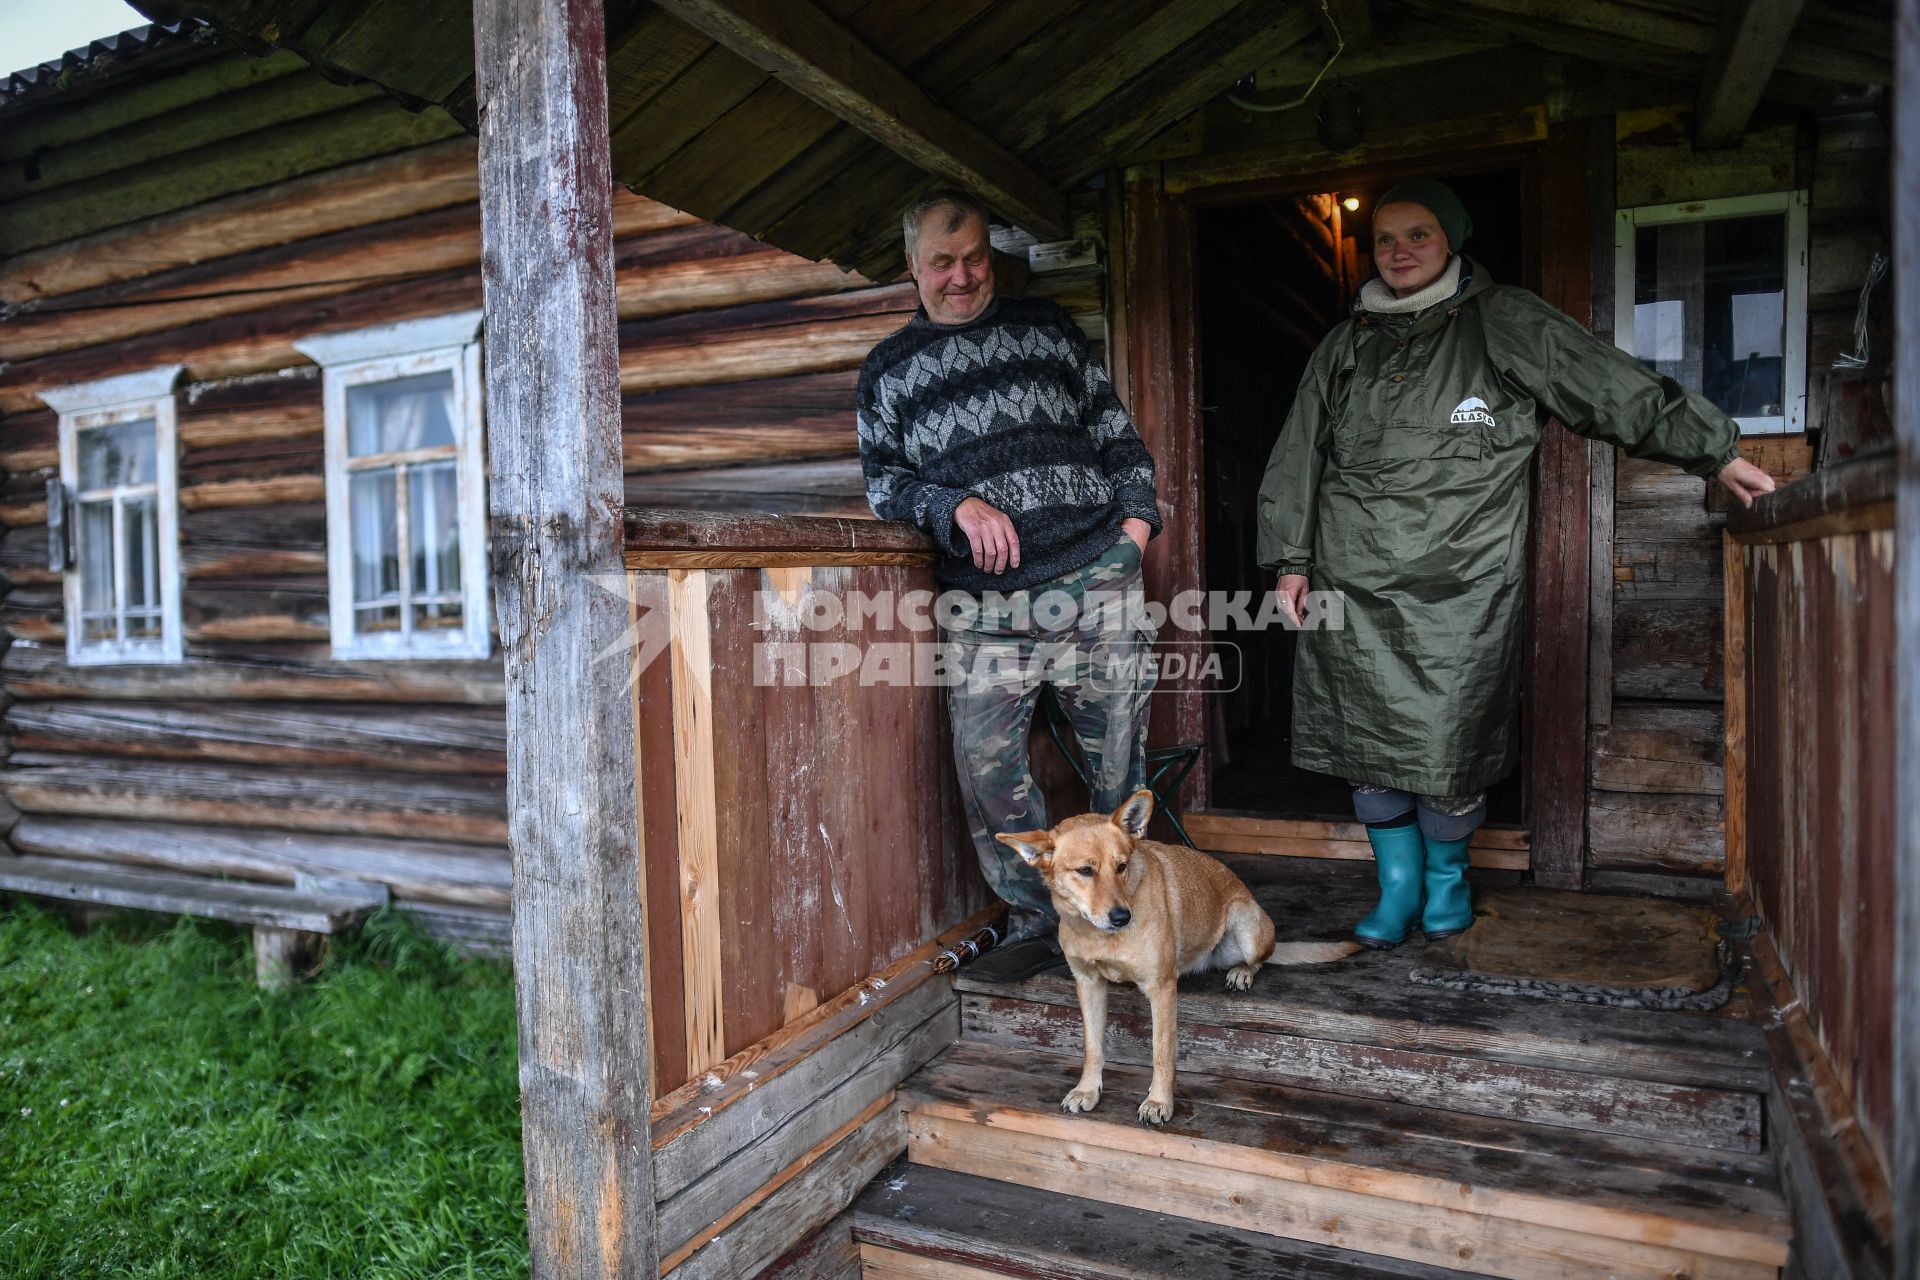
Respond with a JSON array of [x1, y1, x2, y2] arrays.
[[1358, 256, 1464, 316]]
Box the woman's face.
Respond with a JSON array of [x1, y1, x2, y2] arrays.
[[1372, 201, 1452, 297]]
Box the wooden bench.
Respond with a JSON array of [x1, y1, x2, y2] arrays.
[[0, 855, 384, 988]]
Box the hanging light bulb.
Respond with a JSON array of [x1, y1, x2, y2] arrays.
[[1342, 195, 1360, 212]]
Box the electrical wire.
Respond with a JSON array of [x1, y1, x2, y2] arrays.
[[1227, 0, 1344, 113]]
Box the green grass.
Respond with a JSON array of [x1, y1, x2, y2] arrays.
[[0, 903, 528, 1280]]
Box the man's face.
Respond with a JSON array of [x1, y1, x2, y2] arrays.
[[909, 210, 994, 325]]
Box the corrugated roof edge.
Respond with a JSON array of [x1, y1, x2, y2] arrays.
[[0, 22, 223, 111]]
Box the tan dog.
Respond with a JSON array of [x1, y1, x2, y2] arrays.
[[999, 790, 1360, 1124]]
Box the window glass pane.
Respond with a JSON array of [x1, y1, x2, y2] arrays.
[[410, 462, 463, 632], [350, 470, 401, 634], [347, 371, 457, 457], [78, 419, 157, 490], [78, 500, 114, 642], [1633, 215, 1787, 421], [123, 496, 161, 638]]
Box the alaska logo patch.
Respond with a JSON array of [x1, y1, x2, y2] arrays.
[[1449, 396, 1496, 427]]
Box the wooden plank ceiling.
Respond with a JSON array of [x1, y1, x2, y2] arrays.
[[121, 0, 1890, 280]]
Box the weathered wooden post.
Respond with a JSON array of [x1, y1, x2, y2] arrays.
[[1896, 4, 1919, 1276], [471, 0, 658, 1274]]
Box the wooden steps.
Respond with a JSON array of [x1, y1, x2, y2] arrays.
[[899, 1040, 1790, 1280], [852, 1158, 1481, 1279], [954, 855, 1771, 1153]]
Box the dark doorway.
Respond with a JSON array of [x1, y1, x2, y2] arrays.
[[1195, 169, 1527, 823]]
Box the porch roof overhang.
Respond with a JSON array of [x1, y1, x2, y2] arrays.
[[120, 0, 1890, 281]]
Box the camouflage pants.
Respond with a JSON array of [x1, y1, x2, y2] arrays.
[[943, 536, 1157, 934]]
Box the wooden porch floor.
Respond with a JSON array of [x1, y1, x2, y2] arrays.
[[859, 856, 1790, 1280]]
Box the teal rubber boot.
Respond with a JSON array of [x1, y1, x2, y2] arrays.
[[1354, 822, 1425, 948], [1421, 832, 1475, 939]]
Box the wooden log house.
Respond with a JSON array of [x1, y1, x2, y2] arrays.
[[0, 2, 1912, 1278]]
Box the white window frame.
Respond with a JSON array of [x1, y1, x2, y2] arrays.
[[1613, 190, 1810, 436], [294, 311, 490, 661], [40, 365, 185, 666]]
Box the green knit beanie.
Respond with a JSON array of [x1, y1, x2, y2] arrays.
[[1375, 178, 1471, 254]]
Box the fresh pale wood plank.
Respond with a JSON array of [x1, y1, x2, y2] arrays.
[[669, 568, 727, 1077], [856, 1246, 1003, 1280], [1185, 812, 1529, 869]]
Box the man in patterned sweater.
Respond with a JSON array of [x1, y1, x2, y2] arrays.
[[858, 190, 1164, 978]]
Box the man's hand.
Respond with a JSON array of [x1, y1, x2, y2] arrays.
[[1718, 456, 1777, 508], [1274, 573, 1309, 627], [955, 496, 1020, 574], [1121, 517, 1152, 555]]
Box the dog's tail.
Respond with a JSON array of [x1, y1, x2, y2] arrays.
[[1263, 940, 1364, 966]]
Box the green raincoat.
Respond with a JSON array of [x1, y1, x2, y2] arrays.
[[1257, 259, 1741, 794]]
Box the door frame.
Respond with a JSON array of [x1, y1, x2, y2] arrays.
[[1116, 120, 1596, 889]]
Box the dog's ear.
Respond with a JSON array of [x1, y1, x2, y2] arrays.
[[996, 830, 1055, 869], [1113, 790, 1155, 840]]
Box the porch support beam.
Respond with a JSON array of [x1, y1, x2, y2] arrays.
[[1694, 0, 1808, 150], [472, 0, 658, 1275], [647, 0, 1069, 238], [1891, 5, 1920, 1275]]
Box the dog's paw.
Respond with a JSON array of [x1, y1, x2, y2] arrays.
[[1060, 1085, 1102, 1114], [1224, 965, 1256, 991], [1137, 1095, 1174, 1125]]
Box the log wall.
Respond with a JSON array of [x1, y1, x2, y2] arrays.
[[1590, 104, 1887, 893], [0, 61, 1099, 949]]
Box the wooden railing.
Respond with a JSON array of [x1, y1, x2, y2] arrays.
[[1724, 454, 1896, 1254], [624, 509, 991, 1275]]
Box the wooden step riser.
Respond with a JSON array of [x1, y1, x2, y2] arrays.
[[963, 992, 1765, 1154], [857, 1245, 1007, 1280], [906, 1112, 1780, 1280], [853, 1158, 1489, 1280]]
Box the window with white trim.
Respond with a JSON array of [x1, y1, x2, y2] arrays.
[[1613, 191, 1809, 435], [294, 311, 490, 660], [41, 365, 185, 665]]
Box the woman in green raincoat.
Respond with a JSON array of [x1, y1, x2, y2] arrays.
[[1258, 178, 1776, 948]]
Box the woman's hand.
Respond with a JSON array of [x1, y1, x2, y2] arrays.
[[955, 496, 1020, 573], [1718, 456, 1777, 508], [1121, 518, 1152, 555], [1275, 574, 1310, 627]]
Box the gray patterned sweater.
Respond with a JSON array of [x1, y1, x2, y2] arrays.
[[856, 295, 1160, 592]]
